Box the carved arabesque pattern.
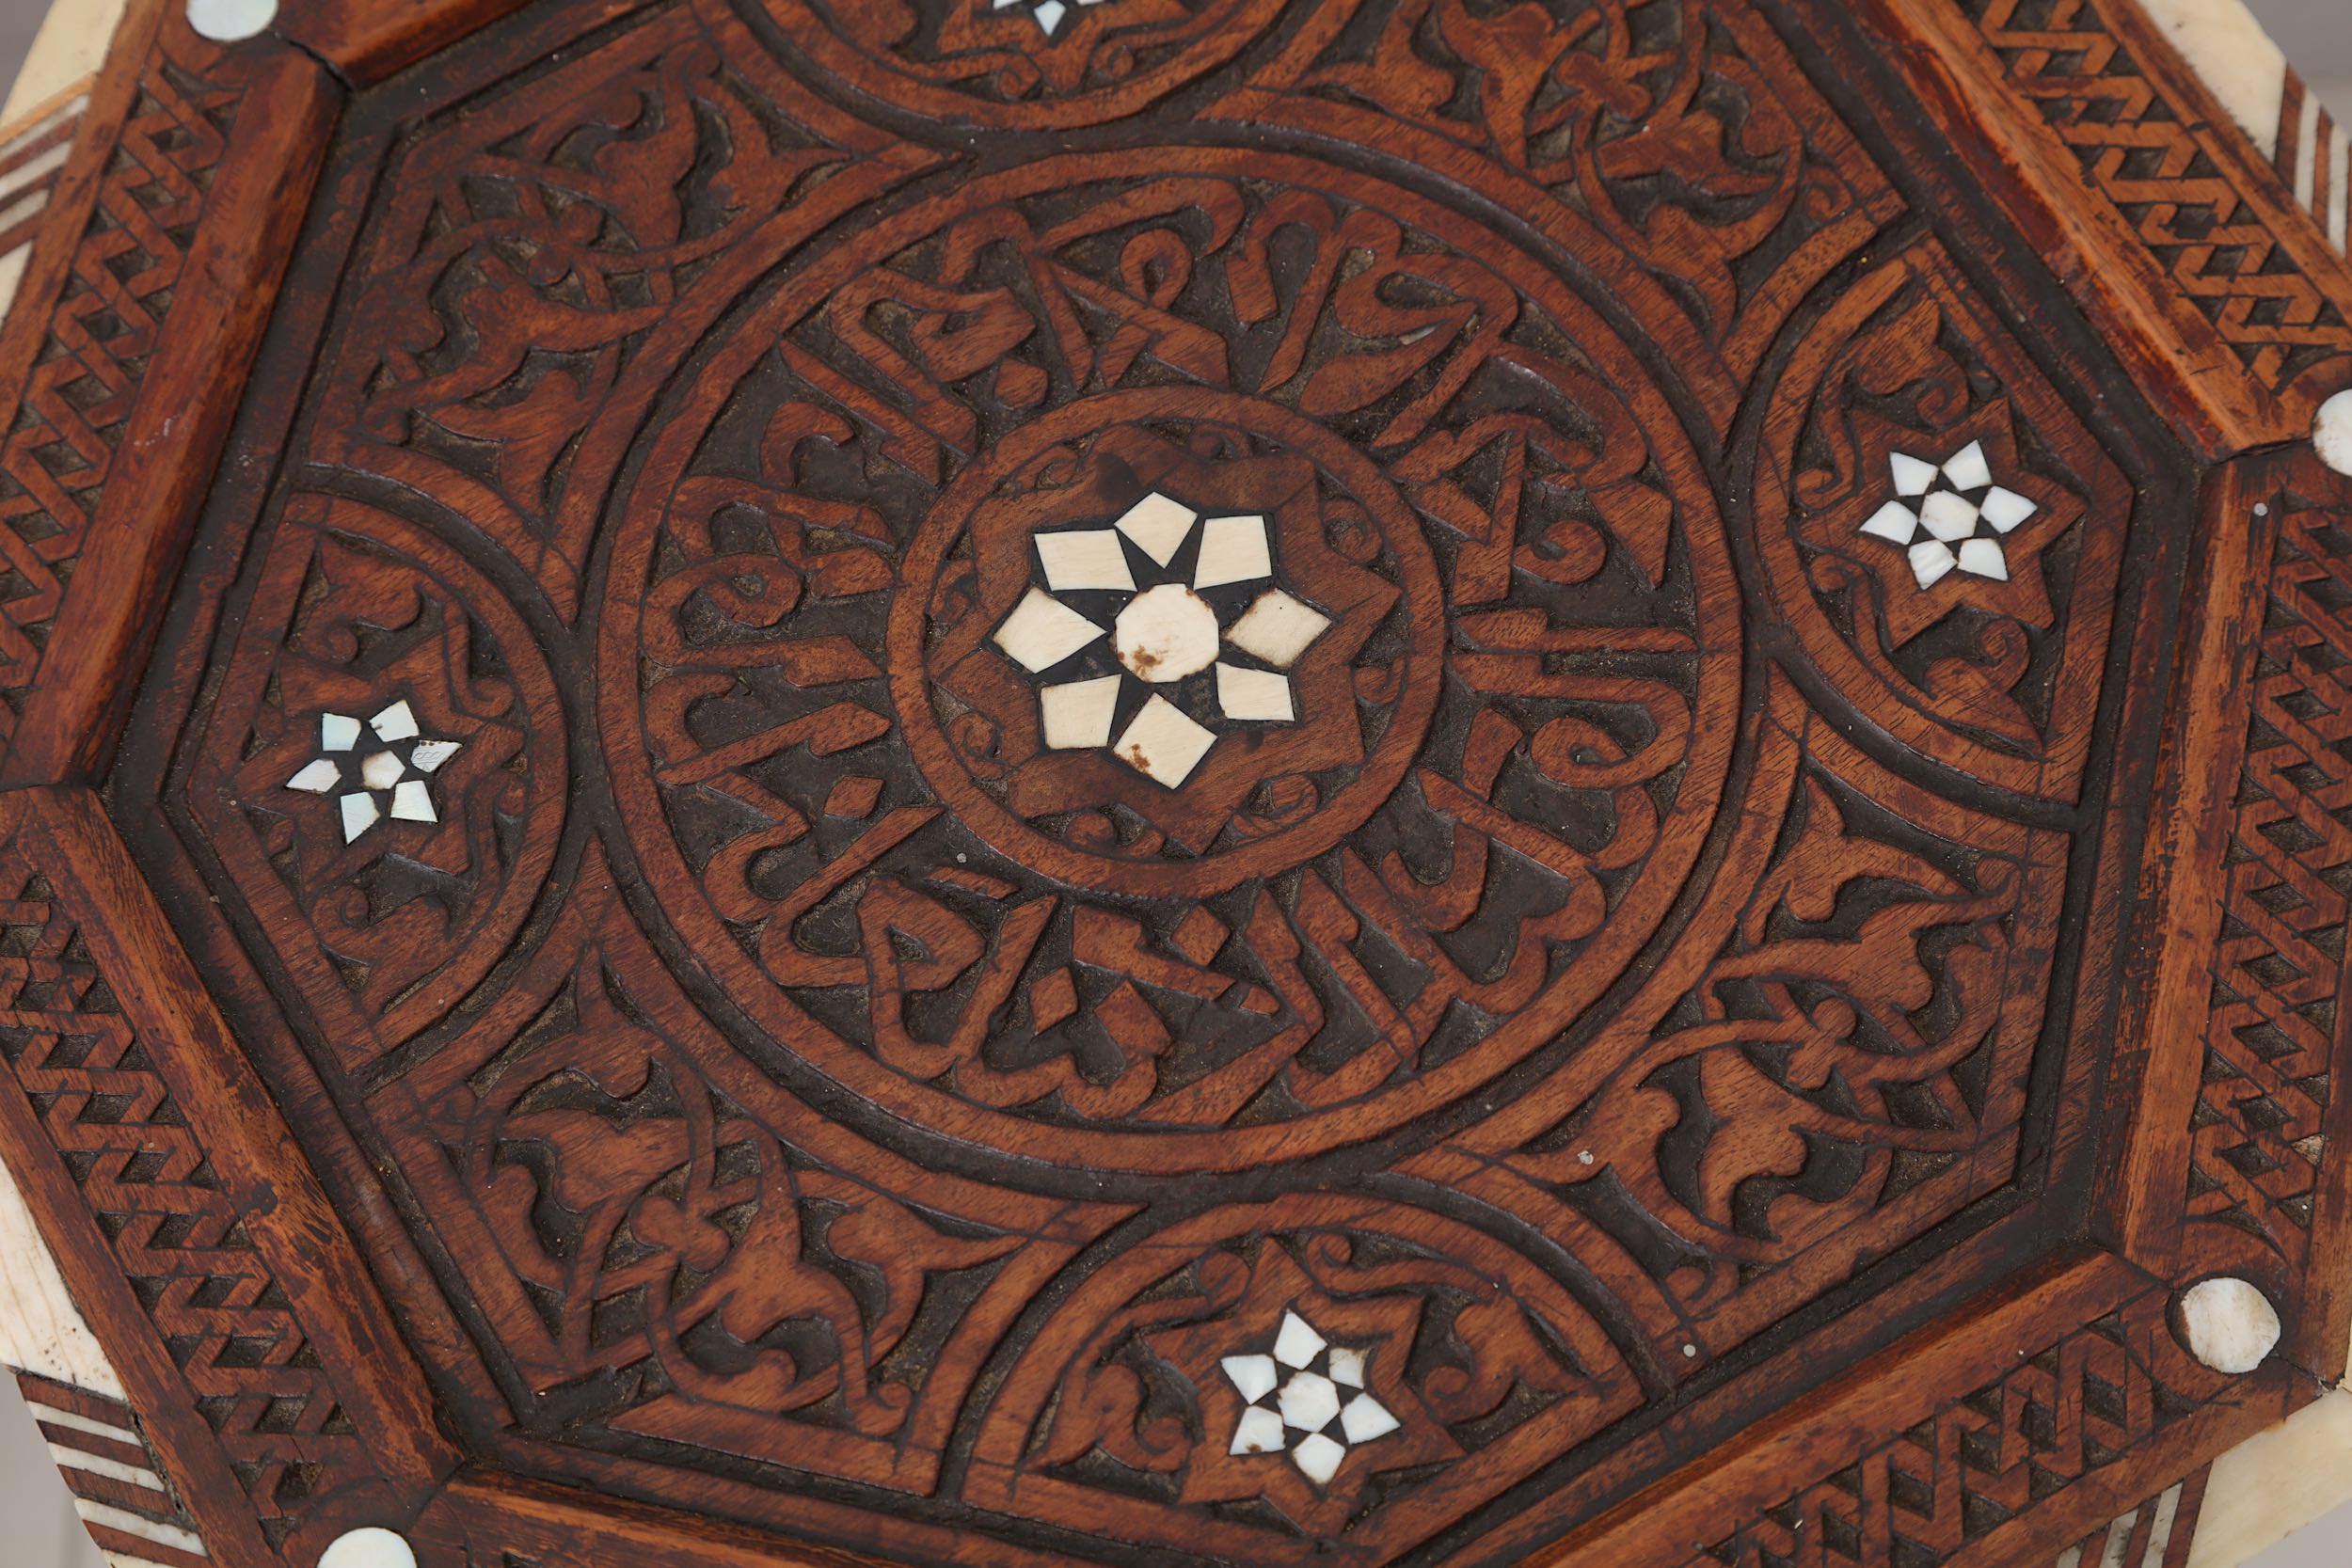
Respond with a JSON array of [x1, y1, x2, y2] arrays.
[[1249, 0, 1899, 384], [602, 150, 1742, 1175], [117, 0, 2198, 1563]]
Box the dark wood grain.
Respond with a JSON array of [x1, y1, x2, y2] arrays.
[[0, 0, 2339, 1566]]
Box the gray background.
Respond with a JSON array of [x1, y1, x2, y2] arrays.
[[0, 1, 2344, 1565]]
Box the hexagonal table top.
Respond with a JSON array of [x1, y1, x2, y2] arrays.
[[0, 2, 2348, 1568]]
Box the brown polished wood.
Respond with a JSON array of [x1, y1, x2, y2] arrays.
[[0, 1, 2345, 1566]]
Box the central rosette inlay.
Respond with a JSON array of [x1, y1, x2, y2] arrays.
[[991, 488, 1333, 788], [1114, 585, 1217, 683]]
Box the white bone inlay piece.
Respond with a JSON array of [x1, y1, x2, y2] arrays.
[[319, 1527, 421, 1568], [1979, 486, 2037, 532], [1040, 675, 1123, 750], [1113, 697, 1217, 787], [288, 759, 342, 793], [1941, 439, 1994, 491], [2318, 389, 2352, 478], [2179, 1277, 2281, 1374], [321, 712, 361, 752], [1113, 585, 1218, 683], [410, 739, 462, 774], [1227, 591, 1331, 669], [1890, 451, 1938, 496], [1340, 1393, 1400, 1442], [1956, 539, 2009, 581], [993, 587, 1104, 673], [1278, 1370, 1342, 1433], [1292, 1433, 1346, 1484], [389, 780, 437, 822], [0, 1157, 127, 1398], [1216, 662, 1294, 721], [1918, 490, 1980, 543], [1860, 502, 1917, 544], [1909, 541, 1958, 590], [187, 0, 278, 42], [1037, 530, 1136, 593], [371, 700, 420, 741], [341, 794, 381, 841], [1222, 1308, 1400, 1488], [1115, 491, 1199, 566], [1232, 1405, 1287, 1454], [1273, 1310, 1325, 1368], [359, 751, 405, 790], [1221, 1354, 1279, 1404], [1194, 515, 1273, 589]]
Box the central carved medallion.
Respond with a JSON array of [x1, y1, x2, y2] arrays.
[[602, 150, 1742, 1172]]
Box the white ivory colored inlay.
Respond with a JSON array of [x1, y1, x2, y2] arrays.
[[72, 1498, 203, 1556], [1112, 696, 1216, 787], [2316, 389, 2352, 477], [1036, 530, 1134, 593], [2, 1, 127, 123], [1115, 491, 1198, 566], [24, 1402, 140, 1448], [2135, 0, 2288, 156], [1220, 1308, 1400, 1487], [1226, 591, 1330, 669], [2179, 1276, 2280, 1374], [46, 1441, 166, 1491], [993, 588, 1104, 673], [1216, 662, 1294, 721], [1114, 585, 1218, 683], [2187, 1387, 2352, 1567], [0, 1156, 125, 1399], [318, 1528, 418, 1568], [389, 780, 437, 823], [1040, 675, 1121, 750], [185, 0, 278, 44], [1193, 515, 1273, 589]]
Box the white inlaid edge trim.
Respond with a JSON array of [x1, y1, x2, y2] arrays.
[[0, 1151, 125, 1398], [2134, 0, 2351, 254]]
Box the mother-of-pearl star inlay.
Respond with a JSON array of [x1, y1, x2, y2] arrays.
[[1857, 439, 2039, 590], [285, 701, 462, 842], [1220, 1309, 1400, 1487]]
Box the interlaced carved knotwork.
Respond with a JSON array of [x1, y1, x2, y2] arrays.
[[2188, 483, 2352, 1265], [0, 863, 370, 1544], [0, 45, 234, 759], [1958, 0, 2352, 395]]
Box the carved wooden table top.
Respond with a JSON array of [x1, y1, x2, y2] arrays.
[[0, 1, 2349, 1566]]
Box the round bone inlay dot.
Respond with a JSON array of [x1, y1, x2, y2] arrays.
[[1114, 585, 1219, 683], [2319, 389, 2352, 478], [2178, 1276, 2282, 1374], [186, 0, 279, 41], [318, 1528, 418, 1568]]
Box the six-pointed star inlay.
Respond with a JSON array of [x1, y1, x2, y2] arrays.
[[285, 700, 462, 842], [992, 489, 1333, 788], [1220, 1309, 1400, 1487], [1856, 439, 2039, 590]]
